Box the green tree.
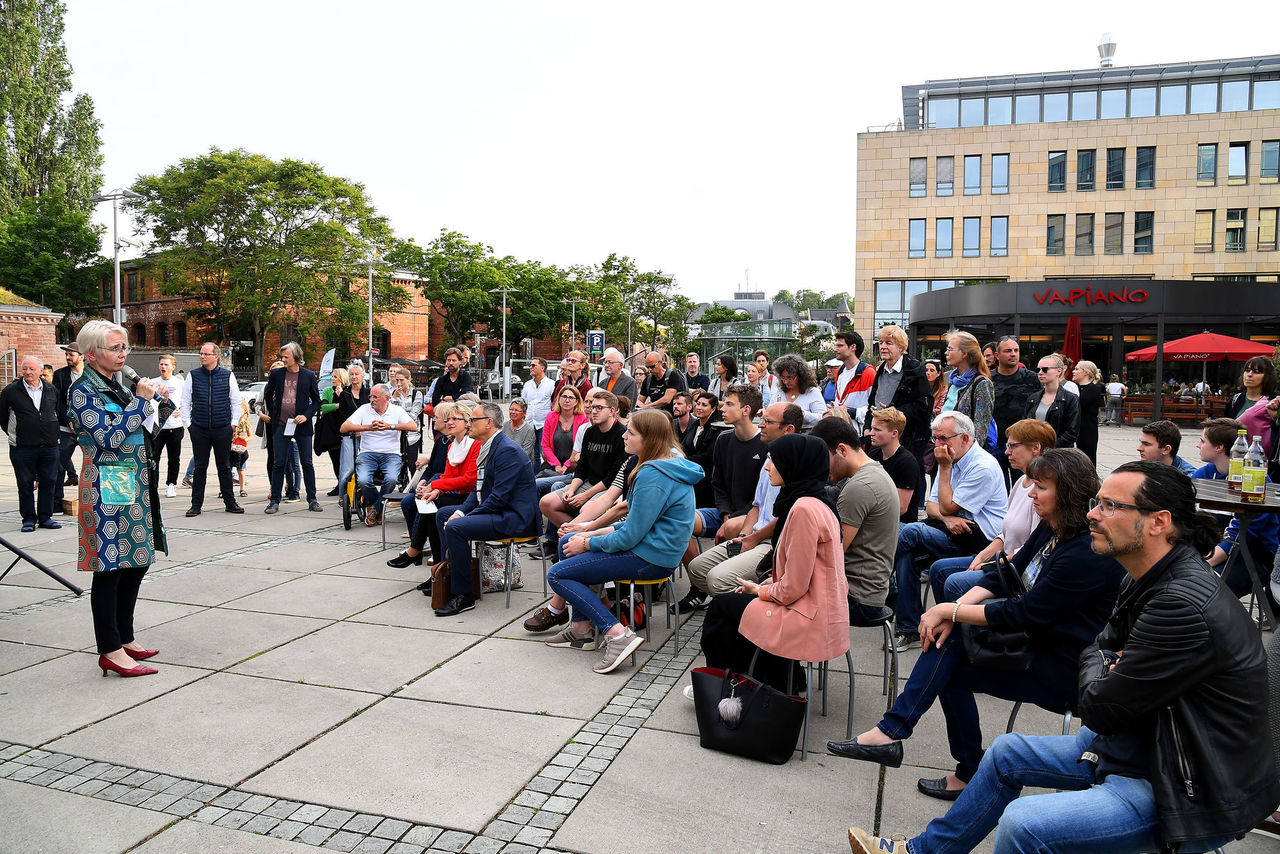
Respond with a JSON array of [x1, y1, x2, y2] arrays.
[[0, 0, 105, 311], [697, 304, 750, 324], [772, 288, 851, 313], [129, 148, 409, 366]]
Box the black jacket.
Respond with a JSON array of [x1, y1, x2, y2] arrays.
[[991, 366, 1041, 440], [1024, 386, 1079, 448], [0, 379, 60, 447], [264, 366, 322, 437], [51, 365, 79, 428], [1077, 545, 1280, 846], [862, 353, 932, 459]]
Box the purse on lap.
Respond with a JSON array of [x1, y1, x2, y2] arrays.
[[958, 551, 1036, 672]]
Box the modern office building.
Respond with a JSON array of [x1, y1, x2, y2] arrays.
[[855, 50, 1280, 378]]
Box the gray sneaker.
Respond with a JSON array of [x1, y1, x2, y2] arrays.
[[593, 627, 644, 674], [545, 625, 595, 649]]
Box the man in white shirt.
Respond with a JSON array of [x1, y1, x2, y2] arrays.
[[521, 357, 555, 454], [341, 383, 415, 526], [151, 354, 185, 498]]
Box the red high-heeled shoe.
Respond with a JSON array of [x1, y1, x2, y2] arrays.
[[122, 647, 159, 661], [99, 655, 158, 677]]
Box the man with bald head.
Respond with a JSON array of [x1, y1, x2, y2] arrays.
[[0, 355, 63, 531]]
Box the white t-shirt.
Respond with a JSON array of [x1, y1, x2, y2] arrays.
[[152, 376, 185, 430], [522, 376, 555, 427], [1106, 381, 1126, 397], [347, 403, 412, 455]]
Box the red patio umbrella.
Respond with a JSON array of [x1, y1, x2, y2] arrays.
[[1062, 317, 1082, 367], [1124, 332, 1274, 362]]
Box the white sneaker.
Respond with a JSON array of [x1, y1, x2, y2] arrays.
[[166, 484, 177, 498], [683, 684, 695, 701]]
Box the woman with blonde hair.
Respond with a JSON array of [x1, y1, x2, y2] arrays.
[[1071, 360, 1105, 463], [538, 384, 587, 493], [941, 330, 995, 449]]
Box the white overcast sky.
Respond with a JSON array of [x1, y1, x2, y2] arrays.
[[66, 1, 1279, 304]]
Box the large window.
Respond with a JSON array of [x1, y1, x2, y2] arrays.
[[963, 155, 981, 195], [1046, 214, 1065, 256], [1106, 148, 1125, 190], [1159, 84, 1187, 115], [1130, 87, 1156, 117], [991, 153, 1009, 194], [1228, 142, 1248, 185], [987, 96, 1012, 125], [909, 157, 926, 197], [936, 218, 953, 258], [1190, 82, 1217, 114], [1226, 209, 1246, 252], [156, 323, 169, 347], [1048, 151, 1066, 192], [1043, 92, 1068, 122], [126, 271, 140, 303], [1263, 141, 1279, 184], [1104, 213, 1124, 255], [1134, 212, 1154, 255], [936, 156, 954, 197], [1221, 80, 1250, 112], [908, 219, 925, 258], [963, 217, 980, 257], [174, 321, 187, 348], [1136, 147, 1155, 189], [1014, 94, 1039, 124], [928, 98, 959, 129], [1260, 208, 1278, 252], [1195, 210, 1215, 252], [1071, 90, 1097, 120], [1075, 214, 1094, 256], [1077, 149, 1096, 191], [1197, 144, 1217, 186], [1100, 88, 1127, 119], [990, 216, 1008, 257], [132, 323, 146, 347], [960, 98, 984, 127]]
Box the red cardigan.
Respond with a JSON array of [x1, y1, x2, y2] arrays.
[[430, 439, 481, 494]]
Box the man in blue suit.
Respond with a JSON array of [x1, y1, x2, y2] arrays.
[[436, 401, 538, 617], [261, 342, 323, 513]]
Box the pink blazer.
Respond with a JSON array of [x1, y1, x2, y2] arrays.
[[739, 497, 850, 663], [541, 411, 588, 467]]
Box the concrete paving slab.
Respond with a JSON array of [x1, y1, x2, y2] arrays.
[[1, 777, 176, 854], [10, 529, 79, 553], [134, 818, 320, 852], [350, 590, 541, 636], [0, 652, 212, 745], [223, 573, 411, 620], [245, 697, 579, 833], [224, 512, 338, 536], [156, 531, 253, 561], [229, 621, 475, 694], [53, 672, 374, 785], [0, 563, 82, 590], [0, 640, 69, 675], [400, 636, 625, 718], [317, 550, 435, 581], [137, 564, 303, 607], [0, 598, 202, 651], [215, 540, 383, 573], [143, 606, 331, 669], [0, 584, 64, 610]]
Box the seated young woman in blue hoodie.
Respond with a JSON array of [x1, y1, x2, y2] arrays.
[[547, 409, 704, 674]]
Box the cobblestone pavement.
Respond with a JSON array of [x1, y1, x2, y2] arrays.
[[1, 424, 1275, 853]]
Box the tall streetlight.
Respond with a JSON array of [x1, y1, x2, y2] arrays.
[[89, 188, 143, 325], [562, 297, 587, 352], [489, 285, 518, 397], [366, 251, 389, 378]]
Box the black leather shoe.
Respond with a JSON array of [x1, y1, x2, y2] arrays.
[[387, 551, 423, 568], [434, 593, 475, 617], [917, 776, 964, 801], [416, 578, 433, 595], [37, 520, 61, 530], [826, 738, 904, 767], [185, 507, 201, 517], [224, 503, 245, 514], [326, 486, 340, 497]]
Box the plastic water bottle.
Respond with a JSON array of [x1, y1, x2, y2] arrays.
[[1243, 436, 1267, 504], [1229, 429, 1249, 493]]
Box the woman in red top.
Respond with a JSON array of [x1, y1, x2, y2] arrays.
[[388, 401, 480, 578]]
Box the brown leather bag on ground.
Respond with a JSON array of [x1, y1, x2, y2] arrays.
[[430, 558, 483, 609]]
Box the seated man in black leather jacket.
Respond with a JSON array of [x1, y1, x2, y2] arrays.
[[849, 460, 1280, 854]]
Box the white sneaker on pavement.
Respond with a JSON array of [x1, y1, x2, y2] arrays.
[[166, 484, 177, 498]]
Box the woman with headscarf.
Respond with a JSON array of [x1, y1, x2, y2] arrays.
[[696, 433, 850, 692]]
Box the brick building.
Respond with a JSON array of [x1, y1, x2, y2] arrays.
[[0, 288, 65, 383]]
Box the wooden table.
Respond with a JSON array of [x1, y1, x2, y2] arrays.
[[1193, 478, 1280, 628]]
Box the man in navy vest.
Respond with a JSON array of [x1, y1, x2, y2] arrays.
[[180, 343, 243, 516]]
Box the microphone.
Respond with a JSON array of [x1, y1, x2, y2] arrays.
[[120, 364, 141, 385]]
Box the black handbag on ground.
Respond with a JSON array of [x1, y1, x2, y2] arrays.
[[691, 665, 806, 765], [959, 551, 1037, 672]]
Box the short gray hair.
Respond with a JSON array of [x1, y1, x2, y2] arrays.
[[21, 355, 42, 370], [280, 341, 303, 363], [509, 397, 528, 411], [932, 410, 976, 441], [602, 347, 623, 362], [77, 319, 127, 356], [479, 401, 504, 428], [371, 382, 391, 397], [347, 362, 365, 375]]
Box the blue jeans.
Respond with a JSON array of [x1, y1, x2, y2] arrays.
[[547, 550, 668, 632], [270, 426, 316, 502], [929, 556, 988, 604], [879, 630, 1068, 783], [895, 522, 969, 634], [355, 451, 401, 510], [908, 728, 1227, 854]]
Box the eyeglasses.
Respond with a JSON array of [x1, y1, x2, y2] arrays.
[[105, 345, 132, 355], [470, 416, 492, 424], [587, 405, 612, 412], [446, 416, 471, 423], [1089, 497, 1158, 517], [1005, 441, 1024, 450], [932, 433, 961, 442], [760, 417, 783, 426], [1037, 366, 1059, 373]]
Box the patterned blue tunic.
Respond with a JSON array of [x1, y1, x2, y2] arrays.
[[69, 370, 173, 573]]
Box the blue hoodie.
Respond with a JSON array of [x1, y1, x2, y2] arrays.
[[589, 456, 704, 567]]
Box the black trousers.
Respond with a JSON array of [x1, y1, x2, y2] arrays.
[[189, 424, 234, 510], [10, 445, 58, 525], [91, 566, 148, 654], [156, 427, 184, 486], [701, 592, 804, 693], [410, 492, 467, 557]]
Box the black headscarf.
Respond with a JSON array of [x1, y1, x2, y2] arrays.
[[769, 433, 838, 551]]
